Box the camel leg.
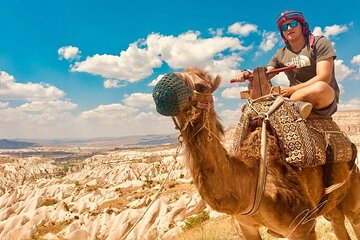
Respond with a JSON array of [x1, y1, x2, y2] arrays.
[[324, 207, 351, 240], [341, 168, 360, 239], [347, 211, 360, 240], [233, 219, 261, 240]]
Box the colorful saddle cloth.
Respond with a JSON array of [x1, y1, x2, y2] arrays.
[[231, 97, 354, 168]]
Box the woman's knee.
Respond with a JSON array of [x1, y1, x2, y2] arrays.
[[310, 81, 332, 94], [291, 82, 335, 108], [309, 82, 335, 108]]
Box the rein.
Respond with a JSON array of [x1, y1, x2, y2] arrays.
[[193, 91, 214, 110], [172, 71, 215, 134]]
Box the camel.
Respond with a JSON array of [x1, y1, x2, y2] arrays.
[[158, 68, 360, 239]]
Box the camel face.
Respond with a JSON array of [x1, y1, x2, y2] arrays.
[[175, 68, 221, 94], [153, 67, 221, 117]]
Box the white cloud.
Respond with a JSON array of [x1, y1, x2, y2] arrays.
[[148, 74, 164, 86], [71, 44, 163, 82], [80, 103, 138, 121], [0, 102, 9, 110], [69, 31, 249, 84], [208, 28, 224, 36], [353, 69, 360, 80], [146, 31, 246, 69], [338, 83, 345, 95], [219, 108, 242, 125], [228, 22, 258, 36], [0, 70, 178, 139], [313, 26, 323, 36], [0, 98, 174, 139], [76, 104, 174, 138], [0, 99, 78, 135], [338, 98, 360, 111], [0, 71, 65, 101], [350, 54, 360, 80], [313, 24, 348, 38], [221, 87, 248, 99], [0, 107, 78, 137], [259, 31, 278, 53], [335, 59, 354, 82], [123, 93, 154, 108], [58, 46, 81, 60], [351, 55, 360, 65], [104, 79, 126, 88], [324, 25, 348, 38], [205, 53, 244, 83], [0, 69, 81, 138], [271, 72, 289, 86], [17, 100, 76, 113]]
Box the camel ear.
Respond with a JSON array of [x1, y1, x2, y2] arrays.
[[212, 75, 221, 92]]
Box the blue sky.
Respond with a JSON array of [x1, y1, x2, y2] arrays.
[[0, 0, 359, 139]]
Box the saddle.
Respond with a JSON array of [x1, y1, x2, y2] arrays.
[[231, 67, 354, 168]]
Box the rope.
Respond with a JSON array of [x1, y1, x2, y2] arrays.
[[242, 96, 284, 215], [243, 118, 268, 215], [324, 178, 349, 194], [120, 142, 182, 240]]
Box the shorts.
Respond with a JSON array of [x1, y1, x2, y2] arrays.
[[312, 98, 338, 116]]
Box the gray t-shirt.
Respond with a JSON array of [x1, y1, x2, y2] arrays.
[[268, 36, 339, 101]]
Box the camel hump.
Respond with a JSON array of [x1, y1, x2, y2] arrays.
[[232, 97, 354, 168]]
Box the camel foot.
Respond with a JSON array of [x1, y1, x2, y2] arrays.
[[233, 220, 261, 240], [324, 207, 352, 240], [347, 211, 360, 239]]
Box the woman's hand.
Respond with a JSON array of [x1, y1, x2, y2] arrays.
[[280, 86, 295, 97]]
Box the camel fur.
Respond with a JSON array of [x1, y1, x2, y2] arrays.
[[174, 68, 360, 240]]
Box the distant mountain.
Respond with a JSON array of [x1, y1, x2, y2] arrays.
[[14, 133, 179, 148], [0, 139, 41, 149], [134, 134, 178, 146], [81, 133, 179, 147]]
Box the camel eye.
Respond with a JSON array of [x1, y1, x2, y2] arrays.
[[195, 84, 207, 93]]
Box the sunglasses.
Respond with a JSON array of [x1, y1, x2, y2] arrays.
[[280, 20, 299, 32]]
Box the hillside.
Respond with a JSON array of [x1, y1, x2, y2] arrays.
[[332, 110, 360, 143], [0, 110, 358, 239], [0, 139, 40, 149]]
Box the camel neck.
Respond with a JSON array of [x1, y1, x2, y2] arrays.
[[182, 115, 257, 215]]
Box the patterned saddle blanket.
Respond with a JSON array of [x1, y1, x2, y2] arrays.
[[231, 97, 354, 168]]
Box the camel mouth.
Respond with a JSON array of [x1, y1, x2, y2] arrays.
[[152, 72, 193, 116]]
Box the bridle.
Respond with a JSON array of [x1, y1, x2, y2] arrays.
[[171, 72, 215, 132]]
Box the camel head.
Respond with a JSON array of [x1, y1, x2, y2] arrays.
[[153, 68, 221, 115], [153, 68, 221, 132]]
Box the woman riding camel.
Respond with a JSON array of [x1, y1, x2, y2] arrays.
[[235, 10, 340, 118]]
